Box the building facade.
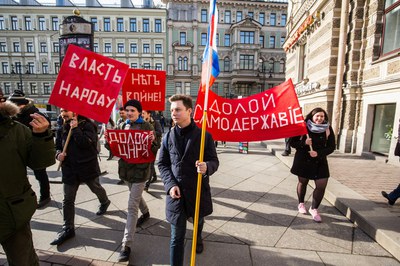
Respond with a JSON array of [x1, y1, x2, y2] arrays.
[[163, 0, 288, 114], [284, 0, 400, 162], [0, 0, 166, 112]]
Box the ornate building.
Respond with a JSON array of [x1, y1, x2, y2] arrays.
[[163, 0, 288, 112], [0, 0, 166, 112], [284, 0, 400, 162]]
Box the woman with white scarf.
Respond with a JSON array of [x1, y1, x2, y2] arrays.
[[289, 107, 335, 222]]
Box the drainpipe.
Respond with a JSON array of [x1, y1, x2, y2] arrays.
[[331, 0, 350, 145]]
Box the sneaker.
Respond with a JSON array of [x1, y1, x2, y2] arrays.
[[381, 191, 395, 205], [309, 207, 322, 222], [298, 203, 307, 214], [50, 227, 75, 246], [196, 238, 204, 254], [96, 200, 111, 215], [117, 246, 131, 262], [136, 212, 150, 227], [37, 197, 51, 209]]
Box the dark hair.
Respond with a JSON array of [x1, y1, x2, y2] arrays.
[[305, 107, 329, 123], [169, 94, 193, 109], [119, 107, 124, 111]]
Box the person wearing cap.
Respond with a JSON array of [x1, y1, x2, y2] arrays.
[[117, 99, 160, 263], [8, 90, 52, 208], [0, 88, 55, 265], [50, 109, 111, 246]]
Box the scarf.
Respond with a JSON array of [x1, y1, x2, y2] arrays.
[[307, 119, 329, 133]]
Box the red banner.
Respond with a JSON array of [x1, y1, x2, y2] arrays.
[[122, 69, 166, 111], [105, 129, 155, 164], [193, 79, 307, 142], [49, 45, 129, 123]]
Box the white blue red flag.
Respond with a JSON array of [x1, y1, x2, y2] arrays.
[[200, 0, 220, 92]]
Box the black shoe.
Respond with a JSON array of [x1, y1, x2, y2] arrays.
[[136, 212, 150, 227], [37, 197, 51, 209], [118, 246, 131, 262], [96, 200, 111, 215], [117, 180, 125, 185], [281, 151, 290, 156], [144, 186, 149, 192], [196, 238, 204, 254], [381, 191, 395, 205], [50, 228, 75, 246], [150, 175, 157, 183]]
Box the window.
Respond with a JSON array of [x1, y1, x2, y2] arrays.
[[175, 82, 182, 94], [53, 42, 59, 53], [14, 62, 22, 74], [27, 62, 34, 74], [42, 63, 48, 74], [260, 35, 264, 48], [225, 10, 231, 23], [224, 34, 230, 46], [26, 42, 33, 52], [104, 18, 111, 32], [201, 9, 207, 22], [0, 42, 6, 52], [216, 33, 219, 46], [155, 19, 162, 32], [155, 63, 162, 70], [382, 0, 400, 55], [239, 55, 254, 70], [143, 44, 150, 53], [183, 57, 188, 70], [4, 83, 11, 94], [269, 36, 275, 48], [0, 16, 4, 30], [143, 19, 149, 32], [11, 16, 18, 30], [178, 57, 183, 70], [280, 59, 285, 73], [117, 18, 124, 32], [130, 43, 137, 53], [180, 32, 186, 45], [91, 17, 98, 31], [25, 17, 32, 30], [130, 18, 137, 32], [223, 57, 230, 72], [30, 83, 37, 94], [184, 82, 191, 95], [236, 11, 242, 22], [43, 83, 51, 94], [280, 36, 285, 47], [104, 43, 112, 53], [143, 63, 150, 69], [40, 42, 47, 53], [55, 62, 60, 74], [259, 13, 265, 25], [281, 14, 287, 26], [155, 44, 162, 54], [13, 42, 20, 52], [248, 12, 254, 19], [117, 43, 125, 53], [269, 59, 274, 72], [2, 62, 8, 74], [51, 17, 58, 31], [131, 63, 138, 68], [201, 33, 207, 45], [240, 31, 255, 44], [38, 17, 45, 31], [94, 43, 99, 52], [270, 13, 276, 26]]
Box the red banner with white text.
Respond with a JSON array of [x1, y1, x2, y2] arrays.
[[105, 129, 155, 164], [122, 69, 166, 111], [49, 45, 129, 123], [193, 79, 307, 142]]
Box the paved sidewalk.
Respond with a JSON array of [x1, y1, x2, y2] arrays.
[[1, 141, 399, 265]]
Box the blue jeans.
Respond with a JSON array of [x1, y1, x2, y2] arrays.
[[170, 213, 204, 266], [388, 184, 400, 202]]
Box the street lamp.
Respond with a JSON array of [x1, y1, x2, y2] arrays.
[[10, 63, 30, 91], [258, 59, 266, 92]]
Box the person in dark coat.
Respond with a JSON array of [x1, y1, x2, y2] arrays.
[[158, 94, 219, 266], [50, 109, 111, 246], [289, 107, 335, 223], [8, 90, 52, 208], [0, 88, 55, 265]]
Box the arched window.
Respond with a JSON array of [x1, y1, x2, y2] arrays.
[[183, 57, 188, 71], [280, 59, 285, 73], [224, 57, 230, 72], [178, 57, 182, 71], [268, 59, 274, 72]]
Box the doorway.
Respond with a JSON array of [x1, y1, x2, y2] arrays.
[[370, 103, 396, 155]]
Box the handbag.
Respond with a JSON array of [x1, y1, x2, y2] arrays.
[[395, 141, 400, 157], [6, 187, 37, 230]]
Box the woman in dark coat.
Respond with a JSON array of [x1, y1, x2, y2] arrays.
[[290, 107, 335, 222]]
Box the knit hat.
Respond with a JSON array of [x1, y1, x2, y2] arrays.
[[124, 99, 142, 113], [8, 90, 29, 105]]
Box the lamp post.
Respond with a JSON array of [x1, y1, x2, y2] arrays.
[[10, 63, 29, 91], [258, 59, 266, 93]]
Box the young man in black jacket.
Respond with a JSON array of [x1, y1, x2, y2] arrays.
[[158, 94, 219, 266]]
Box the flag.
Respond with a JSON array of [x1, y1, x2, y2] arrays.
[[200, 0, 220, 92]]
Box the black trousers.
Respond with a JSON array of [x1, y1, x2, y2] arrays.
[[33, 168, 50, 200]]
